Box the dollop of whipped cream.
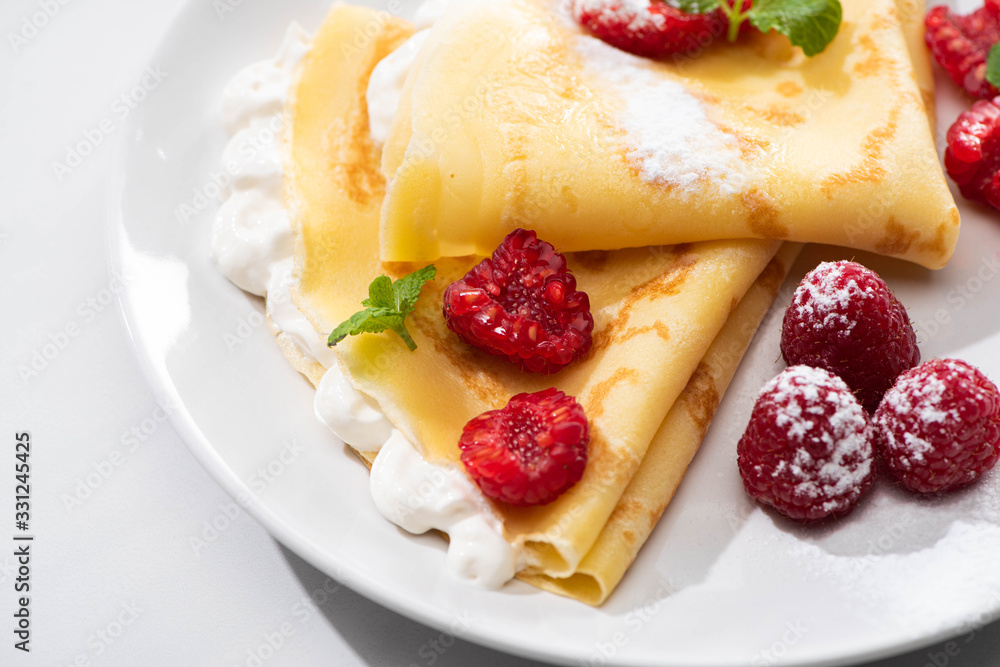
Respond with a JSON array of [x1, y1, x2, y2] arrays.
[[370, 431, 518, 588], [367, 30, 430, 147], [211, 24, 309, 296], [212, 9, 521, 589], [314, 362, 393, 452], [365, 0, 456, 146]]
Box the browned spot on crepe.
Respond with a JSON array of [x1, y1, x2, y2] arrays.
[[853, 34, 891, 77], [822, 105, 900, 194], [683, 362, 721, 434], [741, 189, 788, 239], [584, 368, 640, 421], [610, 499, 644, 524], [776, 81, 803, 97], [591, 260, 696, 352], [875, 216, 919, 255], [756, 254, 788, 297], [570, 250, 611, 273], [746, 106, 805, 126]]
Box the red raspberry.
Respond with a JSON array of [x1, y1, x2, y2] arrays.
[[944, 96, 1000, 210], [780, 261, 920, 413], [442, 229, 593, 374], [875, 359, 1000, 494], [459, 388, 589, 506], [572, 0, 741, 58], [737, 366, 876, 522], [925, 1, 1000, 99]]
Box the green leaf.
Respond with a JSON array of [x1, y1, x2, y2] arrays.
[[988, 42, 1000, 91], [748, 0, 842, 57], [363, 275, 394, 309], [392, 264, 437, 316], [668, 0, 720, 13], [327, 265, 436, 351]]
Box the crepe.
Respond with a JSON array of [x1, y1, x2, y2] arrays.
[[278, 2, 801, 605], [378, 0, 958, 269]]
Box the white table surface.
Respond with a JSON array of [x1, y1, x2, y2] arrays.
[[5, 0, 1000, 664]]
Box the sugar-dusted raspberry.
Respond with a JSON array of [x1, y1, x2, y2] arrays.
[[780, 261, 919, 413], [459, 388, 589, 506], [738, 366, 876, 522], [944, 96, 1000, 210], [572, 0, 737, 58], [875, 359, 1000, 494], [442, 229, 593, 374], [925, 1, 1000, 99]]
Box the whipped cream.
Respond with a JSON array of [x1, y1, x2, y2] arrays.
[[314, 362, 393, 452], [367, 30, 430, 147], [370, 431, 518, 589], [212, 24, 309, 296], [212, 9, 521, 589], [265, 259, 339, 368]]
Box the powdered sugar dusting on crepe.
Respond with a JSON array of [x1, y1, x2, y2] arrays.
[[571, 32, 742, 195]]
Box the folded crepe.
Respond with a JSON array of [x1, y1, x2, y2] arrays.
[[277, 3, 804, 605], [378, 0, 959, 269]]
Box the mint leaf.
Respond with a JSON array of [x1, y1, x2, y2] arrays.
[[668, 0, 720, 13], [747, 0, 842, 57], [363, 275, 393, 309], [327, 265, 436, 351], [988, 42, 1000, 90]]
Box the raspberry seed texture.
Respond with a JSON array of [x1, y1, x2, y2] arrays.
[[780, 261, 919, 413], [875, 358, 1000, 494], [443, 229, 594, 374], [459, 388, 590, 506], [737, 366, 876, 522]]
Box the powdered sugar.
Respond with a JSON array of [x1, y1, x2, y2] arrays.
[[764, 366, 873, 502], [570, 31, 742, 195], [792, 261, 877, 334], [572, 0, 667, 32]]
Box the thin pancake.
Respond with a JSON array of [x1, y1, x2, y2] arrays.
[[378, 0, 958, 268]]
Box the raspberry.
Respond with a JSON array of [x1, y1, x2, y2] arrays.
[[737, 366, 876, 522], [442, 229, 593, 374], [925, 1, 1000, 99], [459, 388, 589, 506], [572, 0, 742, 58], [944, 96, 1000, 210], [875, 359, 1000, 494], [780, 261, 919, 413]]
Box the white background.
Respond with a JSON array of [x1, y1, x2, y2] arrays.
[[4, 0, 1000, 665]]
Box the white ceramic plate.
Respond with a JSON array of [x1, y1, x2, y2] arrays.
[[109, 1, 1000, 665]]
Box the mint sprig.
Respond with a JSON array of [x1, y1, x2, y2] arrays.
[[691, 0, 842, 57], [987, 42, 1000, 90], [327, 265, 436, 351]]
